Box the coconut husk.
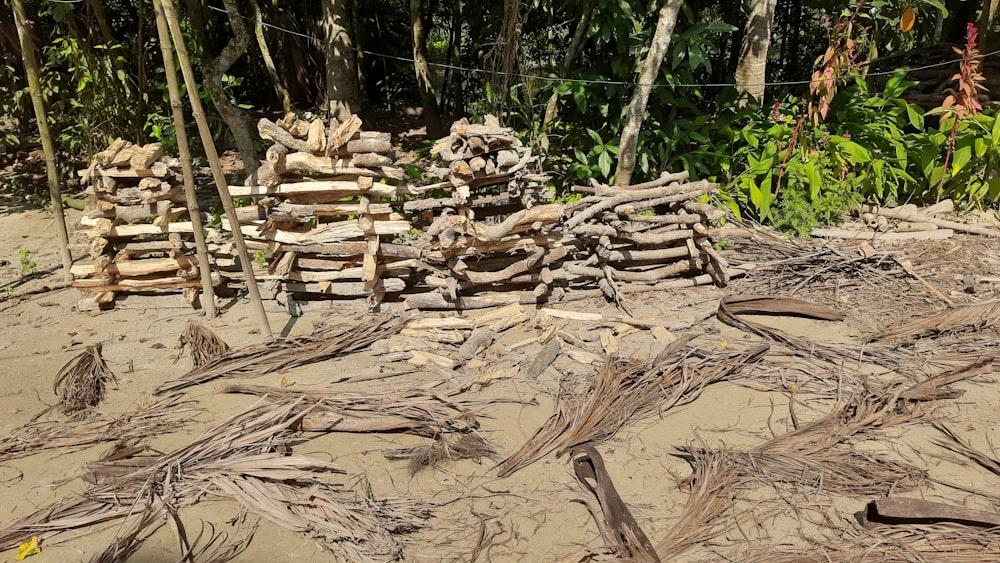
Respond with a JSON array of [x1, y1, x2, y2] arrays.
[[156, 314, 407, 395], [178, 321, 231, 368], [53, 343, 118, 416], [495, 340, 768, 477], [383, 433, 497, 475]]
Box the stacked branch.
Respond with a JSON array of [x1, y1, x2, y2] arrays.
[[73, 139, 223, 310], [405, 115, 563, 308], [562, 171, 734, 302], [241, 113, 409, 308]]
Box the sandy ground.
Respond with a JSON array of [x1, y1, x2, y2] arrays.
[[2, 197, 1000, 562]]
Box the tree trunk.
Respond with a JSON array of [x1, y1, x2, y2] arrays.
[[978, 0, 1000, 52], [410, 0, 445, 138], [250, 0, 291, 114], [201, 0, 259, 178], [735, 0, 778, 104], [11, 0, 74, 281], [322, 0, 362, 121], [614, 0, 684, 187]]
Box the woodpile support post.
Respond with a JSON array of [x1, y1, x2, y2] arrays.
[[159, 0, 272, 338], [12, 0, 74, 282], [152, 0, 217, 318]]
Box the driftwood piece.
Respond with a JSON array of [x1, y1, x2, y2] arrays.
[[523, 338, 561, 379], [457, 327, 494, 361]]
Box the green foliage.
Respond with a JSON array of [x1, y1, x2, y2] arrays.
[[18, 248, 36, 276]]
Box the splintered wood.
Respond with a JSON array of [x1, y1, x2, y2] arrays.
[[73, 139, 223, 310]]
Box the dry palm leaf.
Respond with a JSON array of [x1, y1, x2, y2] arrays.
[[877, 300, 1000, 340], [53, 343, 118, 416], [224, 384, 492, 437], [655, 448, 741, 560], [934, 422, 1000, 478], [178, 321, 231, 368], [495, 340, 768, 477], [0, 401, 430, 561], [156, 314, 407, 395], [384, 433, 497, 475], [0, 396, 191, 463], [739, 523, 1000, 562]]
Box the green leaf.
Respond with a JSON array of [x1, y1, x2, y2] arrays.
[[804, 163, 822, 201], [830, 137, 871, 163], [587, 128, 603, 146], [975, 137, 988, 158], [952, 144, 972, 176], [905, 104, 924, 129], [598, 151, 613, 178]]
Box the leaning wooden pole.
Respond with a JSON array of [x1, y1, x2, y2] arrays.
[[160, 0, 272, 338], [151, 0, 216, 318], [11, 0, 74, 282]]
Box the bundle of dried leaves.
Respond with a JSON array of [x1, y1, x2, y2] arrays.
[[53, 343, 118, 416], [495, 339, 768, 477], [178, 321, 231, 368], [384, 433, 497, 475]]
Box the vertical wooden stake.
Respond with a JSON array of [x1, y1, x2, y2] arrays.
[[152, 0, 216, 318], [358, 176, 385, 309], [160, 0, 272, 338], [12, 0, 74, 282]]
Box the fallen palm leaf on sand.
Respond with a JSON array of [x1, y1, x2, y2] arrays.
[[877, 300, 1000, 340], [177, 321, 231, 368], [495, 339, 768, 477], [655, 448, 741, 561], [53, 343, 118, 416], [0, 396, 191, 463], [155, 314, 407, 395], [223, 384, 501, 438], [383, 433, 497, 475], [739, 523, 1000, 562], [0, 401, 431, 561]]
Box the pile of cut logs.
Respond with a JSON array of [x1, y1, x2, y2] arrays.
[[229, 113, 412, 308], [73, 139, 224, 310], [71, 116, 742, 312], [401, 116, 559, 309]]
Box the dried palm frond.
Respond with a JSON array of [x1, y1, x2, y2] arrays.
[[384, 433, 497, 475], [877, 300, 1000, 340], [495, 340, 768, 477], [934, 422, 1000, 478], [225, 384, 493, 437], [0, 400, 430, 561], [53, 343, 118, 416], [0, 396, 191, 463], [688, 448, 926, 497], [156, 314, 407, 395], [88, 505, 168, 563], [739, 523, 1000, 562], [655, 448, 741, 561], [178, 321, 231, 368]]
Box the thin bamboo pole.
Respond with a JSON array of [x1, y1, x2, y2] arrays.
[[151, 0, 217, 319], [160, 0, 272, 338], [11, 0, 74, 282]]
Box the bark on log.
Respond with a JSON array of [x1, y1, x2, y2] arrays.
[[565, 180, 715, 229], [284, 278, 405, 296], [258, 117, 311, 152]]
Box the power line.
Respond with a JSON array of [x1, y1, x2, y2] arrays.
[[204, 4, 1000, 90]]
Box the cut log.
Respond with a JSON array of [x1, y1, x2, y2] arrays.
[[306, 118, 326, 153], [811, 228, 954, 240], [129, 143, 164, 171], [862, 204, 1000, 237], [327, 114, 363, 153], [228, 180, 396, 199], [258, 117, 310, 152], [284, 278, 405, 296], [73, 272, 222, 292]]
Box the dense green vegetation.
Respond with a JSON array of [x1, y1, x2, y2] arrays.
[[3, 0, 999, 233]]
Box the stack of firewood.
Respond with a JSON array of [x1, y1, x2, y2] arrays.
[[401, 116, 560, 309], [229, 114, 411, 308], [73, 139, 223, 310], [560, 171, 733, 301]]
